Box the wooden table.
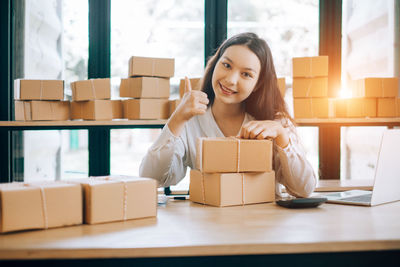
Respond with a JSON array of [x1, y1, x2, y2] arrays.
[[0, 199, 399, 266]]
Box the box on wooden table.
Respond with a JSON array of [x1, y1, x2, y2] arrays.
[[120, 77, 170, 98], [70, 100, 114, 120], [179, 78, 201, 98], [351, 78, 399, 98], [169, 99, 181, 117], [293, 98, 334, 118], [74, 176, 157, 225], [277, 77, 286, 97], [189, 169, 275, 207], [123, 99, 169, 119], [292, 56, 329, 78], [14, 79, 64, 100], [129, 56, 174, 78], [14, 100, 70, 121], [292, 77, 328, 98], [397, 99, 400, 117], [71, 78, 111, 101], [196, 137, 273, 173], [377, 98, 396, 117], [0, 182, 82, 233]]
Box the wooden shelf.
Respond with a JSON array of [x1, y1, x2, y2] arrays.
[[0, 120, 167, 130], [295, 117, 400, 126]]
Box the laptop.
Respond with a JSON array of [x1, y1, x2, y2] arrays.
[[322, 129, 400, 206]]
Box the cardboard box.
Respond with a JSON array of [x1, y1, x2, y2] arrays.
[[189, 169, 275, 207], [123, 99, 169, 119], [75, 176, 157, 225], [71, 78, 111, 101], [351, 78, 399, 98], [292, 56, 329, 78], [196, 137, 272, 173], [14, 100, 70, 121], [70, 100, 114, 120], [112, 100, 123, 119], [169, 99, 181, 117], [338, 98, 377, 118], [14, 79, 64, 100], [129, 56, 174, 78], [0, 182, 82, 233], [292, 77, 328, 98], [377, 98, 396, 117], [293, 98, 334, 118], [120, 77, 170, 98], [278, 77, 285, 97], [179, 78, 201, 98], [397, 99, 400, 117]]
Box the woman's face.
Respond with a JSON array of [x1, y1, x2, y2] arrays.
[[211, 45, 261, 106]]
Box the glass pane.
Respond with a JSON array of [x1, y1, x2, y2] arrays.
[[341, 127, 386, 180], [228, 0, 319, 78], [110, 0, 204, 192], [341, 0, 397, 180], [18, 0, 89, 181], [296, 127, 319, 179]]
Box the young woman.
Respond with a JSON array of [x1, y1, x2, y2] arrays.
[[140, 32, 316, 198]]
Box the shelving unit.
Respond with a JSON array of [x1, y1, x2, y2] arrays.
[[1, 118, 399, 183]]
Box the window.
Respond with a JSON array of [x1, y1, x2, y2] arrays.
[[15, 0, 89, 181], [110, 0, 205, 192], [341, 0, 397, 180]]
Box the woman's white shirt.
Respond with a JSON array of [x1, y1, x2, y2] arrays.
[[139, 107, 316, 198]]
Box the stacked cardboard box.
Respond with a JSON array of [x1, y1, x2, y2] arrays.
[[70, 78, 122, 120], [292, 56, 332, 118], [121, 56, 174, 119], [14, 79, 70, 121], [347, 78, 399, 118], [190, 137, 275, 207], [0, 176, 157, 233]]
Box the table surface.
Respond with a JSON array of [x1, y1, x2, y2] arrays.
[[0, 197, 399, 260]]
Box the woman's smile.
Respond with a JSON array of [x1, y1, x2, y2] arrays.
[[219, 82, 237, 96]]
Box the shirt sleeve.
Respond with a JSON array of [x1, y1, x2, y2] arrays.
[[274, 120, 317, 198], [139, 124, 188, 188]]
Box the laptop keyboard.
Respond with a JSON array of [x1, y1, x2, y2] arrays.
[[342, 193, 372, 203]]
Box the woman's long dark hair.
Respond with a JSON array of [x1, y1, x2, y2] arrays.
[[201, 32, 293, 124]]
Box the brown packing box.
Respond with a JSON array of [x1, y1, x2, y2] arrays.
[[179, 78, 201, 98], [112, 100, 123, 119], [397, 99, 400, 117], [377, 98, 396, 117], [189, 169, 275, 207], [292, 77, 328, 97], [74, 176, 157, 225], [196, 137, 272, 173], [0, 182, 82, 233], [169, 99, 181, 117], [352, 78, 399, 98], [129, 56, 175, 78], [278, 77, 286, 97], [14, 79, 64, 100], [120, 77, 170, 98], [14, 100, 70, 121], [71, 78, 111, 101], [334, 98, 376, 118], [293, 98, 334, 118], [292, 56, 329, 78], [123, 99, 169, 119], [70, 100, 114, 120]]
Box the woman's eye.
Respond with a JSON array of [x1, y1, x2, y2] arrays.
[[222, 62, 230, 69], [242, 72, 252, 78]]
